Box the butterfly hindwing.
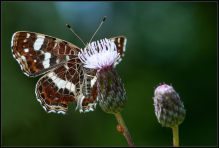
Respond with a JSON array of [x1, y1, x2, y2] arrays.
[[35, 59, 80, 114], [35, 58, 98, 114]]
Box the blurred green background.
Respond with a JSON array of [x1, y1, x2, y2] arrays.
[[2, 2, 217, 146]]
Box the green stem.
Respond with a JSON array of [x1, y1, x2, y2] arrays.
[[114, 112, 134, 146], [172, 126, 179, 147]]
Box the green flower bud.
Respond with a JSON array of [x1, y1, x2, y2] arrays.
[[97, 66, 127, 114], [153, 83, 186, 127]]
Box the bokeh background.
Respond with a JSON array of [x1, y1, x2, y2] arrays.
[[2, 2, 217, 146]]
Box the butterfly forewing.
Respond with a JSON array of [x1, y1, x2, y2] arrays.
[[11, 31, 127, 114], [11, 31, 81, 77], [110, 36, 127, 67]]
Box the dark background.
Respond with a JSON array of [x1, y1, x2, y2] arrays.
[[2, 2, 217, 146]]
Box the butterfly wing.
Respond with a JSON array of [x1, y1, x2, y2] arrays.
[[35, 58, 98, 114], [11, 31, 81, 77], [110, 36, 127, 67]]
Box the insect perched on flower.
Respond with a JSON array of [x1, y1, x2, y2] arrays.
[[11, 18, 126, 114]]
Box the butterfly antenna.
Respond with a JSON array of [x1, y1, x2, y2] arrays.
[[66, 24, 86, 47], [89, 16, 106, 44]]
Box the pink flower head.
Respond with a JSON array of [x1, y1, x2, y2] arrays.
[[78, 38, 120, 71]]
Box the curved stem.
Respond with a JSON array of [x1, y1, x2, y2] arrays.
[[172, 125, 179, 147], [114, 112, 135, 146]]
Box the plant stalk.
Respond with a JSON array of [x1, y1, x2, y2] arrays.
[[115, 112, 134, 146], [172, 125, 179, 146]]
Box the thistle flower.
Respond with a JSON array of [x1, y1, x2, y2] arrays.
[[153, 83, 186, 127], [79, 38, 127, 114], [79, 38, 120, 72], [79, 38, 134, 146]]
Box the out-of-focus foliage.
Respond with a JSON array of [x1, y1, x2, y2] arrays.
[[2, 2, 217, 146]]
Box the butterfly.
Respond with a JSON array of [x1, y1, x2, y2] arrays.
[[11, 31, 127, 114]]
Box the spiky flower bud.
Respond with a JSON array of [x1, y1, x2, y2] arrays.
[[153, 83, 186, 127], [79, 38, 127, 114], [97, 66, 127, 114]]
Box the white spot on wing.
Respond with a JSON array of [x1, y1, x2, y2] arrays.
[[58, 79, 67, 89], [34, 37, 44, 50], [53, 77, 60, 85], [26, 33, 30, 38], [24, 48, 29, 53], [43, 59, 50, 68], [66, 81, 75, 92], [48, 73, 63, 87], [64, 64, 69, 69], [44, 53, 51, 60], [91, 76, 97, 87], [48, 72, 55, 78], [21, 55, 26, 60], [34, 44, 42, 51]]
